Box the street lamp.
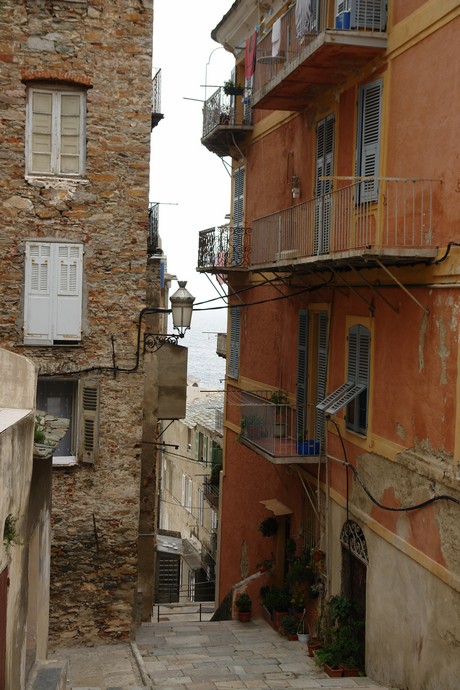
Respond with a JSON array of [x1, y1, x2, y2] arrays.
[[144, 280, 195, 352]]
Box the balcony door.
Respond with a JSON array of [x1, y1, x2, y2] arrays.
[[314, 114, 334, 255]]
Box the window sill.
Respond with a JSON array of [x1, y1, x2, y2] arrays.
[[52, 456, 78, 468], [25, 175, 89, 188]]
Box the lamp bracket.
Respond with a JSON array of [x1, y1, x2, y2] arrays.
[[144, 332, 183, 352]]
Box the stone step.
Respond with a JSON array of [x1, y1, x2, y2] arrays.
[[26, 660, 68, 690]]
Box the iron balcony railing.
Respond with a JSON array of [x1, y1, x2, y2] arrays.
[[251, 178, 439, 267], [152, 69, 164, 128], [238, 390, 321, 461], [202, 86, 252, 139], [203, 478, 219, 509], [254, 0, 387, 94], [197, 225, 251, 270], [148, 202, 159, 254]]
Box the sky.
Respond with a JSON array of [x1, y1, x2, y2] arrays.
[[150, 0, 235, 329]]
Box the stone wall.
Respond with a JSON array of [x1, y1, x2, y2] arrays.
[[0, 0, 154, 644]]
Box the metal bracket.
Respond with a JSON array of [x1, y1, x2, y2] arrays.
[[144, 333, 181, 352], [374, 258, 429, 315]]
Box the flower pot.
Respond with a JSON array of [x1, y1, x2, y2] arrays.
[[340, 665, 359, 677], [297, 633, 309, 643], [238, 611, 251, 622], [288, 633, 298, 641], [307, 640, 321, 657], [324, 663, 343, 678]]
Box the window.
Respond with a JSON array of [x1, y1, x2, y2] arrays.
[[296, 309, 329, 453], [26, 86, 86, 177], [356, 79, 382, 202], [317, 323, 370, 434], [182, 475, 193, 512], [198, 488, 204, 527], [24, 241, 83, 345], [314, 114, 334, 255], [228, 306, 241, 379], [211, 509, 218, 531], [36, 378, 100, 464]]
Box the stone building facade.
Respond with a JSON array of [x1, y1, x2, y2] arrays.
[[0, 0, 157, 644]]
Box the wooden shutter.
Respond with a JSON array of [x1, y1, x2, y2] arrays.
[[296, 310, 309, 440], [314, 115, 334, 254], [315, 311, 329, 446], [55, 243, 83, 341], [357, 80, 382, 202], [228, 306, 241, 379], [232, 166, 245, 266], [347, 324, 370, 432], [24, 242, 53, 343], [194, 431, 199, 460], [79, 381, 100, 464]]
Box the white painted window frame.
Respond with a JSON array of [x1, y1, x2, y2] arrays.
[[26, 86, 86, 177]]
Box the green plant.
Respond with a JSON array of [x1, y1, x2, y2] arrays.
[[223, 79, 244, 94], [280, 614, 298, 635], [256, 559, 273, 572], [261, 584, 291, 613], [270, 389, 289, 405], [258, 516, 278, 537], [315, 595, 365, 671], [34, 416, 46, 443], [235, 592, 252, 612], [3, 514, 20, 551], [290, 588, 306, 609]]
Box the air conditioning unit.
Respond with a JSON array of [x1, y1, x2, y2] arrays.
[[335, 0, 386, 31]]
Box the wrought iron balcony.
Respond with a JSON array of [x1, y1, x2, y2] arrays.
[[151, 68, 164, 129], [197, 225, 250, 273], [250, 178, 439, 271], [203, 478, 219, 509], [236, 389, 322, 465], [147, 202, 159, 255], [253, 0, 387, 110], [201, 86, 253, 158]]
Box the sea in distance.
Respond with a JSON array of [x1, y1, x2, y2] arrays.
[[181, 306, 227, 390]]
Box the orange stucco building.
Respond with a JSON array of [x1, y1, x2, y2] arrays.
[[198, 2, 460, 688]]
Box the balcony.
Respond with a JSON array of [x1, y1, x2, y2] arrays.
[[201, 86, 253, 158], [236, 389, 323, 465], [147, 202, 159, 255], [250, 178, 439, 272], [197, 225, 250, 274], [253, 0, 387, 111], [152, 68, 164, 129], [203, 478, 219, 509]]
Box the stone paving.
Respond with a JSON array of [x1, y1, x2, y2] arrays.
[[52, 615, 400, 690]]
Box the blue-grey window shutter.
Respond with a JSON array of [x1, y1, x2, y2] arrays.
[[296, 310, 309, 440], [357, 79, 382, 203], [314, 114, 334, 255], [347, 324, 370, 433], [315, 311, 329, 447], [228, 306, 241, 379], [232, 167, 245, 266]]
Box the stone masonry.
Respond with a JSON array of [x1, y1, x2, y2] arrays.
[[0, 0, 154, 644]]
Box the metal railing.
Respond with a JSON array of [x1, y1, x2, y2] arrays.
[[203, 478, 219, 509], [202, 86, 252, 139], [251, 178, 438, 266], [254, 0, 387, 93], [238, 390, 321, 459], [147, 202, 159, 254], [197, 225, 251, 270], [152, 68, 162, 114]]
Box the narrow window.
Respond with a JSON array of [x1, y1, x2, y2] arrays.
[[228, 306, 241, 379], [356, 79, 382, 203]]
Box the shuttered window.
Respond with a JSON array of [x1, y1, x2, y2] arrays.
[[296, 310, 309, 440], [231, 166, 245, 266], [228, 306, 241, 379], [79, 381, 100, 464], [356, 80, 382, 203], [315, 312, 329, 447], [27, 88, 86, 177], [24, 242, 83, 345], [314, 114, 334, 255], [317, 323, 370, 435]]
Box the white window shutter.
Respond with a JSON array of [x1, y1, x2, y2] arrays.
[[228, 306, 241, 379], [79, 381, 100, 464], [55, 243, 83, 341], [24, 242, 53, 344]]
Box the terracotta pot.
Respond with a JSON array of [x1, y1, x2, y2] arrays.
[[307, 641, 321, 657], [288, 633, 298, 641], [340, 665, 359, 677], [324, 663, 343, 678], [238, 611, 251, 622]]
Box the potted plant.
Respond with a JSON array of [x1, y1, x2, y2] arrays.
[[260, 584, 290, 628], [235, 592, 252, 622], [242, 413, 265, 439], [296, 611, 310, 643], [223, 79, 245, 96], [280, 614, 298, 640], [270, 389, 289, 437], [256, 559, 273, 573], [258, 516, 278, 537]]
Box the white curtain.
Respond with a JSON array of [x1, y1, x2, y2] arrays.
[[295, 0, 313, 38], [271, 18, 281, 57]]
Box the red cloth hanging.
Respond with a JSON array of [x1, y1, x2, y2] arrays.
[[245, 31, 257, 80]]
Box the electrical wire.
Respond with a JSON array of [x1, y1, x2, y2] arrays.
[[328, 416, 460, 511]]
